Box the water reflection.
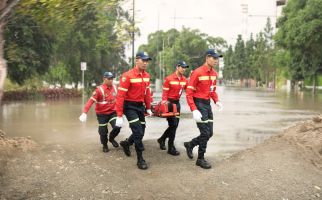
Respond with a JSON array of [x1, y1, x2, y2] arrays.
[[0, 87, 321, 154]]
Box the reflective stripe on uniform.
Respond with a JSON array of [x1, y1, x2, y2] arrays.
[[196, 121, 208, 124], [197, 120, 209, 124], [163, 87, 170, 90], [108, 117, 117, 123], [90, 97, 97, 102], [169, 81, 179, 85], [128, 118, 139, 124], [176, 116, 180, 119], [198, 76, 209, 81], [143, 78, 150, 82], [118, 87, 128, 91], [140, 121, 146, 124], [98, 86, 105, 98], [180, 82, 187, 85], [97, 101, 108, 104], [130, 78, 142, 83], [187, 86, 195, 90], [99, 123, 107, 126], [198, 76, 216, 81], [197, 119, 213, 123]]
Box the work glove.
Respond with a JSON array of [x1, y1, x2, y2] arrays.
[[192, 110, 202, 122], [216, 101, 223, 112], [146, 109, 153, 116], [79, 113, 87, 122], [115, 116, 123, 127]]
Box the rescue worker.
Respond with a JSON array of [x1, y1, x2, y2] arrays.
[[184, 49, 223, 169], [115, 51, 153, 170], [157, 61, 189, 156], [79, 71, 120, 152]]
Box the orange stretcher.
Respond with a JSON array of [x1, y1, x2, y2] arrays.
[[149, 101, 180, 117]]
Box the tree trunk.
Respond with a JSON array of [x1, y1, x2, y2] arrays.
[[0, 0, 20, 104], [312, 74, 316, 94], [265, 71, 269, 88], [0, 0, 7, 104]]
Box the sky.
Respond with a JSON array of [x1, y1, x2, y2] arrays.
[[122, 0, 282, 57]]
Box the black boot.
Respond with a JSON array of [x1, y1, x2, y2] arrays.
[[109, 139, 119, 148], [120, 140, 131, 157], [196, 158, 212, 169], [102, 145, 109, 153], [136, 151, 148, 170], [167, 146, 180, 156], [137, 158, 148, 170], [109, 128, 120, 148], [157, 137, 166, 150], [184, 142, 194, 159]]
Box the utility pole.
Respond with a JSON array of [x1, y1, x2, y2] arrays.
[[173, 9, 176, 67], [80, 62, 87, 109], [157, 12, 161, 81], [131, 0, 135, 67], [241, 3, 248, 39]]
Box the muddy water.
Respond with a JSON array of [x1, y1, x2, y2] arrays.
[[1, 87, 321, 155]]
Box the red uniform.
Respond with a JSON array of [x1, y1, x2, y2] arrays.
[[83, 84, 117, 114], [186, 64, 219, 111], [116, 66, 152, 117], [162, 72, 188, 101]]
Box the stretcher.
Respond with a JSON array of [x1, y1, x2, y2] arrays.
[[149, 101, 179, 117]]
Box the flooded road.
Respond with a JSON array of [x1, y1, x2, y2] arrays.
[[1, 86, 321, 155]]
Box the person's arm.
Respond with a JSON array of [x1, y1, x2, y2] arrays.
[[144, 78, 152, 110], [161, 77, 170, 101], [186, 71, 199, 111], [115, 75, 130, 117], [79, 89, 99, 122], [210, 78, 219, 103], [83, 89, 99, 113]]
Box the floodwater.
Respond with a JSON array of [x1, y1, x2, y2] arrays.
[[1, 86, 321, 155]]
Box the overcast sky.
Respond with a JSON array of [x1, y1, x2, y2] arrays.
[[122, 0, 281, 56]]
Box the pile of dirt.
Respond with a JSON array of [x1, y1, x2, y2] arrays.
[[0, 130, 37, 154], [279, 115, 322, 169], [0, 130, 38, 192]]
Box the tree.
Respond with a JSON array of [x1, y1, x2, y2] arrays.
[[275, 0, 322, 93], [233, 35, 246, 80], [223, 45, 235, 82], [3, 0, 134, 91], [46, 62, 71, 87], [5, 13, 52, 84], [245, 34, 255, 80], [0, 0, 20, 103], [138, 27, 227, 81]]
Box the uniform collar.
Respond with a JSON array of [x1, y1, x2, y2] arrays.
[[201, 64, 214, 72], [102, 84, 112, 89], [172, 71, 183, 80], [134, 66, 146, 75]]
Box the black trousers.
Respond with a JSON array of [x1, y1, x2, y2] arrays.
[[123, 101, 146, 152], [160, 100, 181, 147], [96, 112, 120, 146], [190, 98, 213, 159]]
